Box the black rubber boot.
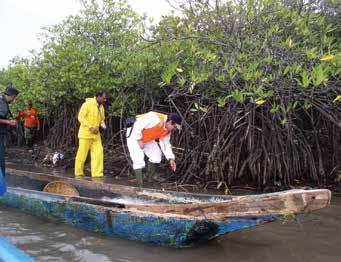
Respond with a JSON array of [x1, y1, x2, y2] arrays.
[[146, 163, 156, 183], [147, 163, 166, 183], [135, 169, 144, 187]]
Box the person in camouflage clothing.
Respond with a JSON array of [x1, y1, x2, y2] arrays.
[[0, 87, 19, 175]]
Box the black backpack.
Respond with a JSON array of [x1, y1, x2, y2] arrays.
[[125, 117, 136, 128]]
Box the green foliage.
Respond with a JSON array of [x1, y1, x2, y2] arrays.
[[161, 62, 178, 84], [0, 0, 340, 188], [230, 90, 246, 104], [2, 0, 144, 117]]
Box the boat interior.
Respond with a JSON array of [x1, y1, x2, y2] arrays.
[[6, 168, 233, 207]]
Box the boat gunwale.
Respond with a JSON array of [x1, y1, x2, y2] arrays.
[[5, 168, 233, 200], [3, 186, 226, 221], [4, 169, 332, 219], [6, 168, 332, 203]]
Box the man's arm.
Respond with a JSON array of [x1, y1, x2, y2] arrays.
[[100, 106, 106, 129], [0, 119, 16, 126], [77, 102, 91, 128], [0, 100, 8, 120], [159, 134, 176, 171], [0, 119, 8, 124], [0, 100, 15, 126], [159, 134, 175, 160]]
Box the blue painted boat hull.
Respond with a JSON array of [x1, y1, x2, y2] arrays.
[[0, 187, 276, 248], [0, 236, 35, 262]]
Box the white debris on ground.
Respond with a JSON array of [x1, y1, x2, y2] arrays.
[[42, 151, 64, 165], [52, 152, 64, 165]]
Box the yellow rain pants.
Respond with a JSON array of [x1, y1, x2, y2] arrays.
[[74, 97, 105, 177], [75, 137, 103, 177]]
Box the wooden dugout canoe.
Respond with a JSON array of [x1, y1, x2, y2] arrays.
[[0, 168, 332, 248]]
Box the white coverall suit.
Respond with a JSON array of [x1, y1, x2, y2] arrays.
[[127, 112, 175, 170]]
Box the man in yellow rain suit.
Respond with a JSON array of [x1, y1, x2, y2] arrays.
[[75, 90, 108, 177]]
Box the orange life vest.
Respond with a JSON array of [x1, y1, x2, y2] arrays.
[[17, 108, 40, 128], [139, 112, 169, 143]]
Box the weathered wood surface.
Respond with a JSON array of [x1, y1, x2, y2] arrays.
[[6, 168, 331, 218]]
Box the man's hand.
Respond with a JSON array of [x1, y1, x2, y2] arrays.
[[7, 120, 17, 127], [137, 139, 144, 149], [37, 126, 40, 131], [90, 127, 99, 134], [169, 159, 176, 172]]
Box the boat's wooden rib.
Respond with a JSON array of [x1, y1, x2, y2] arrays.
[[0, 168, 332, 248]]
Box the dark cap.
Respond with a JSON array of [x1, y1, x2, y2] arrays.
[[168, 112, 182, 130], [5, 87, 19, 96]]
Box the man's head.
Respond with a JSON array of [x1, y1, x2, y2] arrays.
[[4, 87, 19, 104], [165, 112, 182, 132], [95, 89, 108, 105], [28, 101, 33, 109]]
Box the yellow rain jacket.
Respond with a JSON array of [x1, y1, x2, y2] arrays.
[[77, 97, 105, 139], [75, 97, 105, 177]]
